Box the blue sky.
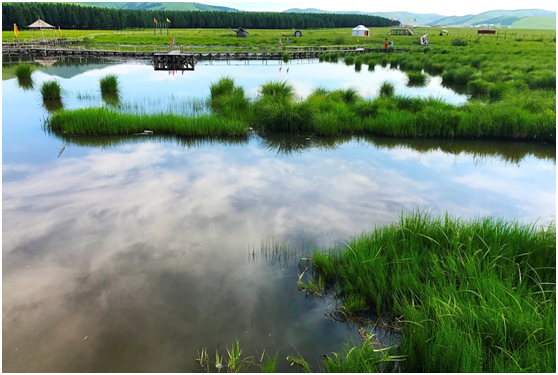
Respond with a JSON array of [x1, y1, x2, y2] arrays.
[[202, 0, 556, 16]]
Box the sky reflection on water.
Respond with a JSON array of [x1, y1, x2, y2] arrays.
[[2, 59, 555, 372]]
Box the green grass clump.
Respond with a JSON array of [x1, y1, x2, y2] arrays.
[[17, 77, 34, 91], [310, 211, 556, 372], [14, 63, 33, 79], [406, 71, 428, 87], [343, 55, 355, 65], [259, 80, 295, 102], [324, 338, 403, 372], [47, 108, 247, 137], [256, 100, 314, 132], [378, 81, 395, 98], [260, 352, 278, 373], [209, 76, 236, 99], [451, 38, 468, 46], [40, 80, 62, 100], [99, 74, 119, 94], [282, 52, 290, 63]]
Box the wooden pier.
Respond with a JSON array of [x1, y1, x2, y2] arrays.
[[2, 42, 410, 70]]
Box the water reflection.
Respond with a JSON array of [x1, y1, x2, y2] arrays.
[[42, 99, 64, 113], [16, 77, 34, 91], [49, 130, 556, 166]]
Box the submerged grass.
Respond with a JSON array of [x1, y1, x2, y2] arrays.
[[310, 211, 556, 372]]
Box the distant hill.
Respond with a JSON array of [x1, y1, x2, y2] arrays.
[[283, 8, 442, 25], [511, 16, 557, 29], [430, 9, 556, 28], [77, 2, 239, 12], [284, 7, 556, 29]]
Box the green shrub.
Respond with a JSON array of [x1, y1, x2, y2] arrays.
[[282, 52, 290, 63], [334, 36, 345, 45], [343, 55, 355, 65]]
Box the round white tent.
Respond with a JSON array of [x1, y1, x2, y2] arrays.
[[352, 25, 370, 37]]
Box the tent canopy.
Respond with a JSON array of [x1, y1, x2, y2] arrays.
[[27, 19, 55, 29], [352, 25, 369, 31]]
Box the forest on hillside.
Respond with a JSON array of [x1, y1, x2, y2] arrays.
[[2, 2, 395, 30]]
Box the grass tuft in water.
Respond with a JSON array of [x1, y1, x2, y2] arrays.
[[99, 74, 119, 94], [40, 80, 62, 100], [14, 63, 33, 79], [259, 80, 295, 102], [378, 81, 395, 98], [406, 71, 428, 87]]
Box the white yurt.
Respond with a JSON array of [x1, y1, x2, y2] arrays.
[[352, 25, 370, 36]]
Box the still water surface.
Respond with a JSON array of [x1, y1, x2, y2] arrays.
[[2, 59, 555, 372]]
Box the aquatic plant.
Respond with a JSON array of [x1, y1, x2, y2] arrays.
[[310, 211, 556, 372], [282, 52, 290, 63], [47, 108, 247, 137], [378, 81, 395, 98], [99, 74, 119, 94], [209, 76, 236, 99], [40, 80, 62, 100], [405, 71, 428, 87], [42, 99, 64, 113], [255, 100, 315, 132], [259, 80, 295, 102], [343, 55, 355, 65], [14, 63, 33, 79]]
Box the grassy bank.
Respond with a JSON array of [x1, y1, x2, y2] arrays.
[[307, 212, 556, 372], [2, 27, 555, 47]]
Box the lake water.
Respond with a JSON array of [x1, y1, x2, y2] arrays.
[[2, 58, 555, 372]]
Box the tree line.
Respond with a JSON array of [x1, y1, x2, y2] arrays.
[[2, 2, 396, 31]]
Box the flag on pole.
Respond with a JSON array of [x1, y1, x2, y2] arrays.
[[154, 18, 157, 23], [58, 26, 62, 35], [170, 37, 173, 43], [173, 37, 176, 45], [279, 38, 282, 45], [13, 24, 18, 38], [391, 18, 393, 22], [407, 18, 410, 21], [167, 18, 171, 23]]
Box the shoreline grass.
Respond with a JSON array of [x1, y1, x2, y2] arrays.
[[309, 211, 556, 372]]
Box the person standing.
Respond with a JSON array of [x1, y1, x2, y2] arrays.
[[384, 38, 388, 49]]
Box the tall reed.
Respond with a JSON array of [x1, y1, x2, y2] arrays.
[[14, 63, 33, 79]]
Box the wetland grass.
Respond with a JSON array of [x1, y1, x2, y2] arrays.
[[16, 77, 34, 91], [310, 211, 556, 372], [14, 63, 33, 79], [99, 74, 119, 94], [259, 80, 295, 102], [40, 80, 62, 100], [378, 82, 395, 98], [405, 71, 428, 87], [47, 108, 247, 136]]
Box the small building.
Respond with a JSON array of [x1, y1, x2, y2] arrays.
[[294, 30, 302, 37], [352, 25, 370, 36]]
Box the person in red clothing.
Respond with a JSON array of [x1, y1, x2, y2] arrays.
[[384, 38, 388, 49]]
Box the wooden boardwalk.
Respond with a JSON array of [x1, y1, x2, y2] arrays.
[[2, 43, 409, 62]]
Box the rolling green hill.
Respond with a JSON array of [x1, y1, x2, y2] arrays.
[[431, 9, 555, 27], [511, 16, 557, 29], [77, 2, 239, 12]]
